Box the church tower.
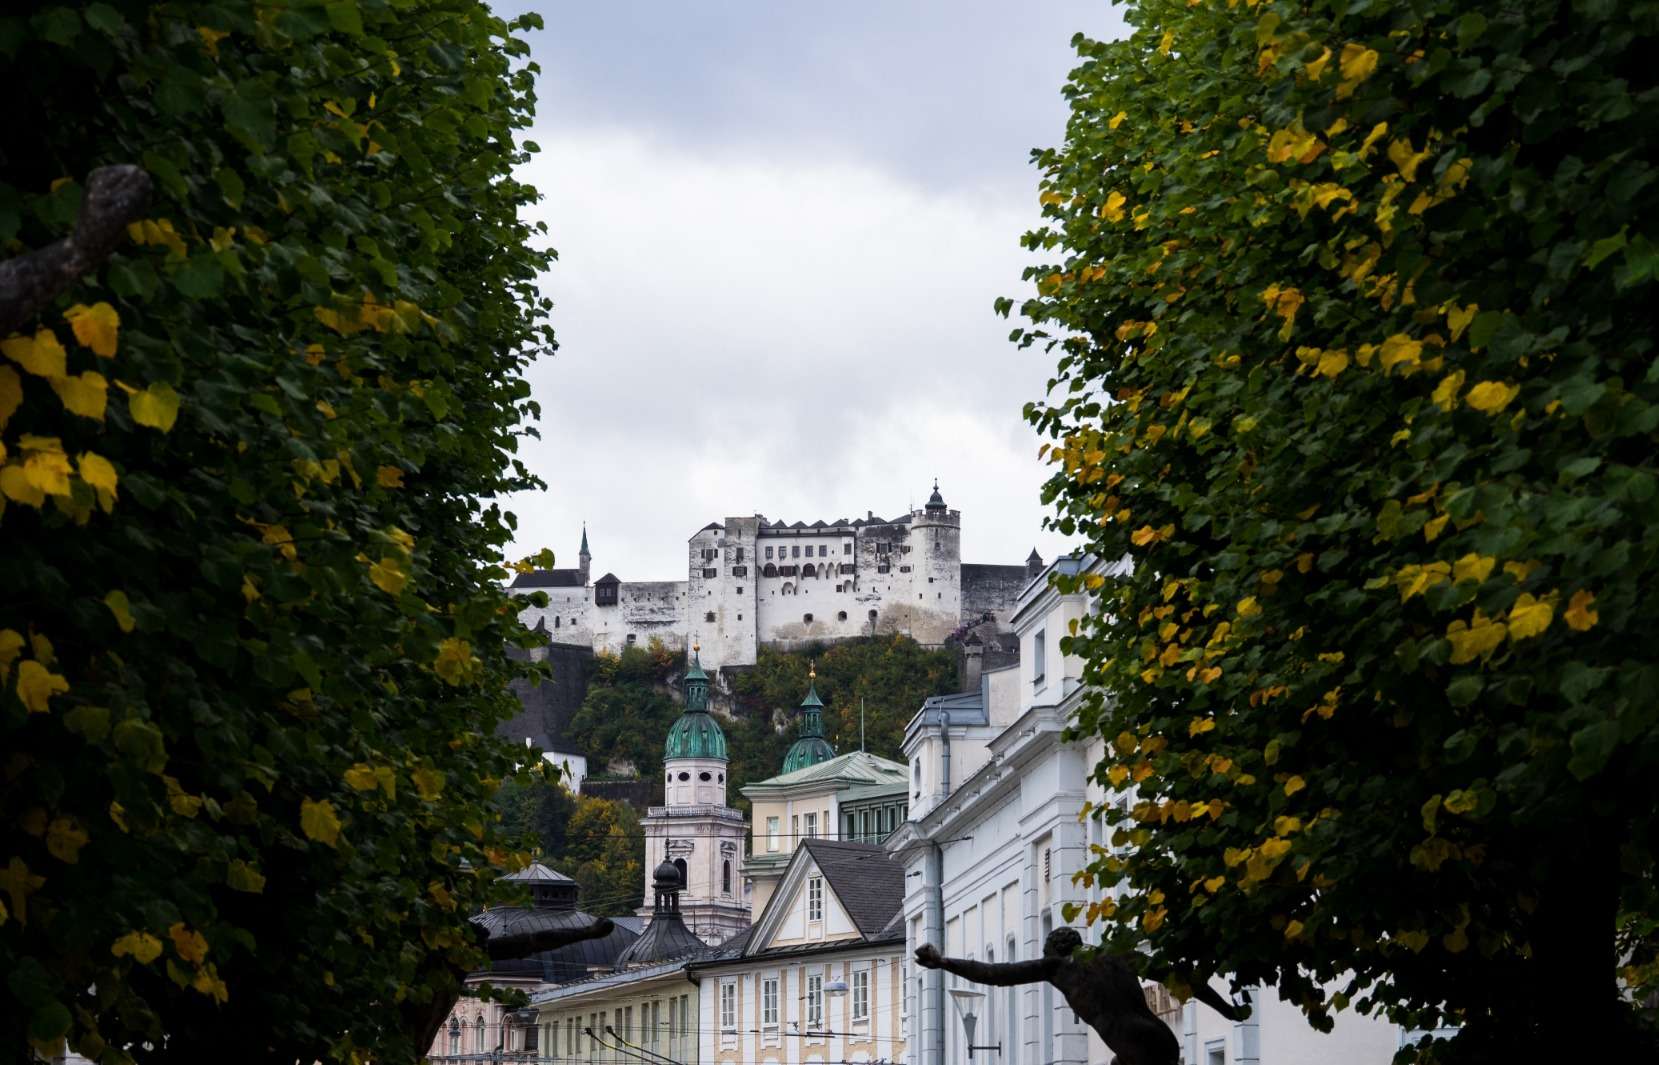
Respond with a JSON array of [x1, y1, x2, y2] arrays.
[[638, 646, 751, 943], [781, 666, 836, 774], [578, 523, 591, 585]]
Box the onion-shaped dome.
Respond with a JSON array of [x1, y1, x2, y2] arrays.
[[665, 646, 728, 761], [781, 666, 836, 774]]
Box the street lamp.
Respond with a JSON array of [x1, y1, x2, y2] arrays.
[[948, 988, 1002, 1063]]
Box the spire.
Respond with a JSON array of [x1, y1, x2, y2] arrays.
[[781, 662, 836, 774], [664, 644, 727, 762], [925, 479, 947, 513], [579, 523, 590, 557]]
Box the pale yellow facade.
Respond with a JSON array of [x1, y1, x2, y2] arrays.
[[702, 949, 906, 1065], [531, 965, 700, 1065]]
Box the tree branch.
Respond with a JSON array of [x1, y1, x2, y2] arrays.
[[0, 165, 151, 336]]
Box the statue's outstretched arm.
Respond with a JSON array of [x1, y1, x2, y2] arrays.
[[915, 944, 1052, 987]]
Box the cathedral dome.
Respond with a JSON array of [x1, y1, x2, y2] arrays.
[[665, 646, 728, 761], [781, 671, 836, 774]]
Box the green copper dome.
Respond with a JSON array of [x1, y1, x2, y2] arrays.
[[781, 670, 835, 774], [665, 647, 727, 761]]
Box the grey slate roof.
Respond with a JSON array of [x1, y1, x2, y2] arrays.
[[799, 838, 905, 938], [910, 689, 991, 728], [511, 568, 585, 588]]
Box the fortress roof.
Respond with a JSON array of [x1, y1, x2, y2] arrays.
[[510, 568, 585, 588]]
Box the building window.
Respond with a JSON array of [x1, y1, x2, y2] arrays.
[[702, 547, 716, 561], [782, 582, 795, 595], [877, 563, 890, 574], [837, 610, 847, 621], [732, 566, 746, 577], [762, 977, 779, 1026], [763, 563, 778, 577], [792, 545, 801, 558], [876, 541, 890, 555], [765, 816, 780, 851], [474, 1017, 485, 1053], [818, 545, 827, 557], [792, 814, 799, 843], [1032, 628, 1047, 688], [808, 875, 824, 921], [735, 547, 745, 563], [595, 582, 617, 606], [869, 608, 878, 620], [626, 633, 637, 644], [720, 981, 737, 1030], [852, 967, 870, 1021], [802, 563, 817, 578], [803, 612, 814, 623], [703, 567, 718, 578], [804, 812, 817, 840], [524, 1025, 539, 1054], [807, 973, 824, 1030], [899, 564, 911, 573], [844, 541, 852, 554], [723, 859, 732, 895], [766, 546, 774, 559], [705, 611, 716, 623], [448, 1021, 460, 1055]]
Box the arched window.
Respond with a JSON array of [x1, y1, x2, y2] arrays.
[[722, 859, 732, 895], [781, 582, 795, 596], [868, 608, 878, 620], [475, 1016, 486, 1054], [801, 563, 816, 578], [448, 1019, 460, 1056], [763, 563, 778, 578], [837, 610, 847, 621], [673, 857, 687, 884]]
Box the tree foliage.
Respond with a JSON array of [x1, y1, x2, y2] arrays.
[[1015, 0, 1658, 1058], [1, 1, 556, 1061], [565, 642, 684, 793], [726, 637, 958, 807]]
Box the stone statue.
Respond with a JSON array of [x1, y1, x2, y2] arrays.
[[915, 927, 1249, 1065]]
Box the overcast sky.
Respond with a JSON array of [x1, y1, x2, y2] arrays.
[[496, 1, 1126, 579]]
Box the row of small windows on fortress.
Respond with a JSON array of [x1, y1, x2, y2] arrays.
[[706, 609, 871, 624], [764, 543, 851, 559]]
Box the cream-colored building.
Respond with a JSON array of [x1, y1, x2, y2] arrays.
[[692, 838, 908, 1065]]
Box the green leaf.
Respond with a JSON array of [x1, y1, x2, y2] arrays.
[[172, 253, 224, 299], [1567, 720, 1620, 780], [325, 1, 363, 35], [1584, 228, 1628, 269]]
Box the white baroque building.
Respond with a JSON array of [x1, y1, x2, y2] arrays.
[[890, 555, 1405, 1065], [510, 487, 1039, 671]]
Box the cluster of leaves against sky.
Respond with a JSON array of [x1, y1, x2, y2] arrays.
[[1011, 0, 1657, 1059], [1, 2, 564, 1061]]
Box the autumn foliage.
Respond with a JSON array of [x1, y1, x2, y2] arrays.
[[1, 2, 556, 1061], [1012, 0, 1658, 1059]]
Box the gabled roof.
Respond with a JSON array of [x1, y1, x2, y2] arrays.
[[511, 569, 585, 588], [742, 750, 907, 794], [741, 838, 906, 955], [594, 572, 621, 585]]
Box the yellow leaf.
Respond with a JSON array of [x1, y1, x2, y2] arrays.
[[1305, 47, 1331, 80], [1283, 775, 1306, 796], [109, 802, 128, 832], [112, 931, 164, 964], [0, 630, 22, 682], [192, 962, 229, 1004], [1, 329, 68, 377], [1284, 919, 1305, 940], [0, 366, 22, 428], [1203, 875, 1225, 893], [1446, 609, 1506, 664], [1107, 764, 1130, 787], [104, 590, 136, 633], [1039, 190, 1067, 206], [1507, 593, 1553, 641], [1447, 302, 1478, 341], [1336, 44, 1378, 99], [375, 465, 404, 488], [344, 763, 379, 791], [241, 576, 260, 604], [197, 25, 229, 56], [261, 524, 297, 562], [226, 860, 266, 893], [1189, 717, 1217, 736], [433, 637, 477, 686], [1274, 815, 1302, 835], [129, 382, 181, 431], [168, 921, 210, 964], [1102, 190, 1128, 223], [49, 371, 108, 420], [1236, 596, 1261, 618], [1108, 110, 1128, 130], [78, 451, 119, 512], [1564, 589, 1599, 631], [16, 660, 69, 713], [369, 555, 407, 595], [164, 776, 203, 818], [1449, 554, 1493, 585], [1315, 349, 1349, 378], [1387, 137, 1431, 182], [64, 303, 120, 357], [1422, 514, 1449, 542], [412, 767, 445, 801], [1443, 927, 1469, 953], [46, 817, 88, 863], [299, 798, 342, 848], [1158, 29, 1174, 55], [1431, 370, 1465, 411], [1378, 334, 1423, 374], [1465, 381, 1519, 413]]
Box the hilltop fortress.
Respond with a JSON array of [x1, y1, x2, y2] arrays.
[[510, 484, 1040, 671]]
